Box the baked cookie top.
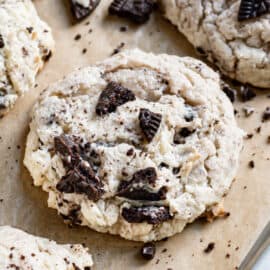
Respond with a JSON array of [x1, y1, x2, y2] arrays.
[[24, 49, 243, 242], [0, 0, 54, 116], [0, 226, 93, 270], [160, 0, 270, 88]]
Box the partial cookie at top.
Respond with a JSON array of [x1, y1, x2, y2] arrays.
[[159, 0, 270, 88], [24, 49, 243, 242], [0, 0, 54, 116], [0, 226, 93, 270]]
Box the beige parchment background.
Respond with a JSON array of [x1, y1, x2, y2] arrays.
[[0, 1, 270, 269]]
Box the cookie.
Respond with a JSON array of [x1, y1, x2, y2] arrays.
[[0, 0, 54, 116], [160, 0, 270, 88], [0, 226, 93, 269], [24, 49, 243, 242]]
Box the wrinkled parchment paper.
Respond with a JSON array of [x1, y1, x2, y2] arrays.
[[0, 1, 270, 269]]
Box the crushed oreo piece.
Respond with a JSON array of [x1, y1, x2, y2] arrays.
[[141, 242, 156, 260], [139, 108, 162, 142], [262, 107, 270, 122], [240, 85, 256, 102], [0, 34, 4, 49], [56, 161, 104, 201], [122, 205, 171, 224], [222, 85, 237, 103], [243, 106, 254, 117], [204, 242, 215, 253], [109, 0, 155, 24], [54, 135, 79, 157], [96, 82, 135, 116], [70, 0, 101, 21], [238, 0, 270, 21], [117, 167, 167, 201], [54, 135, 104, 201], [173, 127, 195, 144]]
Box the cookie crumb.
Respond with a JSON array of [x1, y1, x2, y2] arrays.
[[248, 160, 255, 168], [141, 242, 156, 260], [204, 242, 215, 253], [74, 34, 81, 41], [111, 42, 125, 55], [243, 106, 254, 117], [240, 85, 256, 102], [262, 107, 270, 122]]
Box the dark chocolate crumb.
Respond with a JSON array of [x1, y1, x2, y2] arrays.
[[226, 253, 230, 259], [82, 48, 87, 54], [126, 148, 134, 156], [245, 133, 253, 139], [74, 34, 82, 41], [262, 107, 270, 122], [239, 85, 256, 102], [120, 26, 128, 32], [248, 160, 255, 168], [204, 242, 215, 253], [141, 242, 156, 260]]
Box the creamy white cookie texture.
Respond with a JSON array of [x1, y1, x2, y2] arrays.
[[0, 226, 93, 270], [160, 0, 270, 88], [24, 49, 243, 242], [0, 0, 54, 116]]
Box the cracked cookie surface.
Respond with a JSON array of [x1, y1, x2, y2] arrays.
[[24, 49, 243, 242], [0, 0, 54, 116], [0, 226, 93, 270], [160, 0, 270, 88]]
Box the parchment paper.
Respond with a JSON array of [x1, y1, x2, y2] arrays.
[[0, 1, 270, 269]]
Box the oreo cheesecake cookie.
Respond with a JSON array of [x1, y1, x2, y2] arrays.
[[0, 226, 93, 269], [24, 49, 243, 242], [0, 0, 54, 116], [160, 0, 270, 88]]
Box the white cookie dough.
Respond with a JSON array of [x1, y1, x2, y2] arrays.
[[0, 0, 54, 116], [0, 226, 93, 270], [24, 49, 243, 242], [160, 0, 270, 88]]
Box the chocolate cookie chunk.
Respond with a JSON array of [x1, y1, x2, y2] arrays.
[[122, 205, 171, 224], [238, 0, 270, 21], [109, 0, 155, 24], [56, 160, 104, 201], [54, 135, 104, 201], [96, 82, 135, 116], [117, 167, 167, 201], [141, 242, 156, 260], [139, 108, 162, 142], [70, 0, 101, 21]]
